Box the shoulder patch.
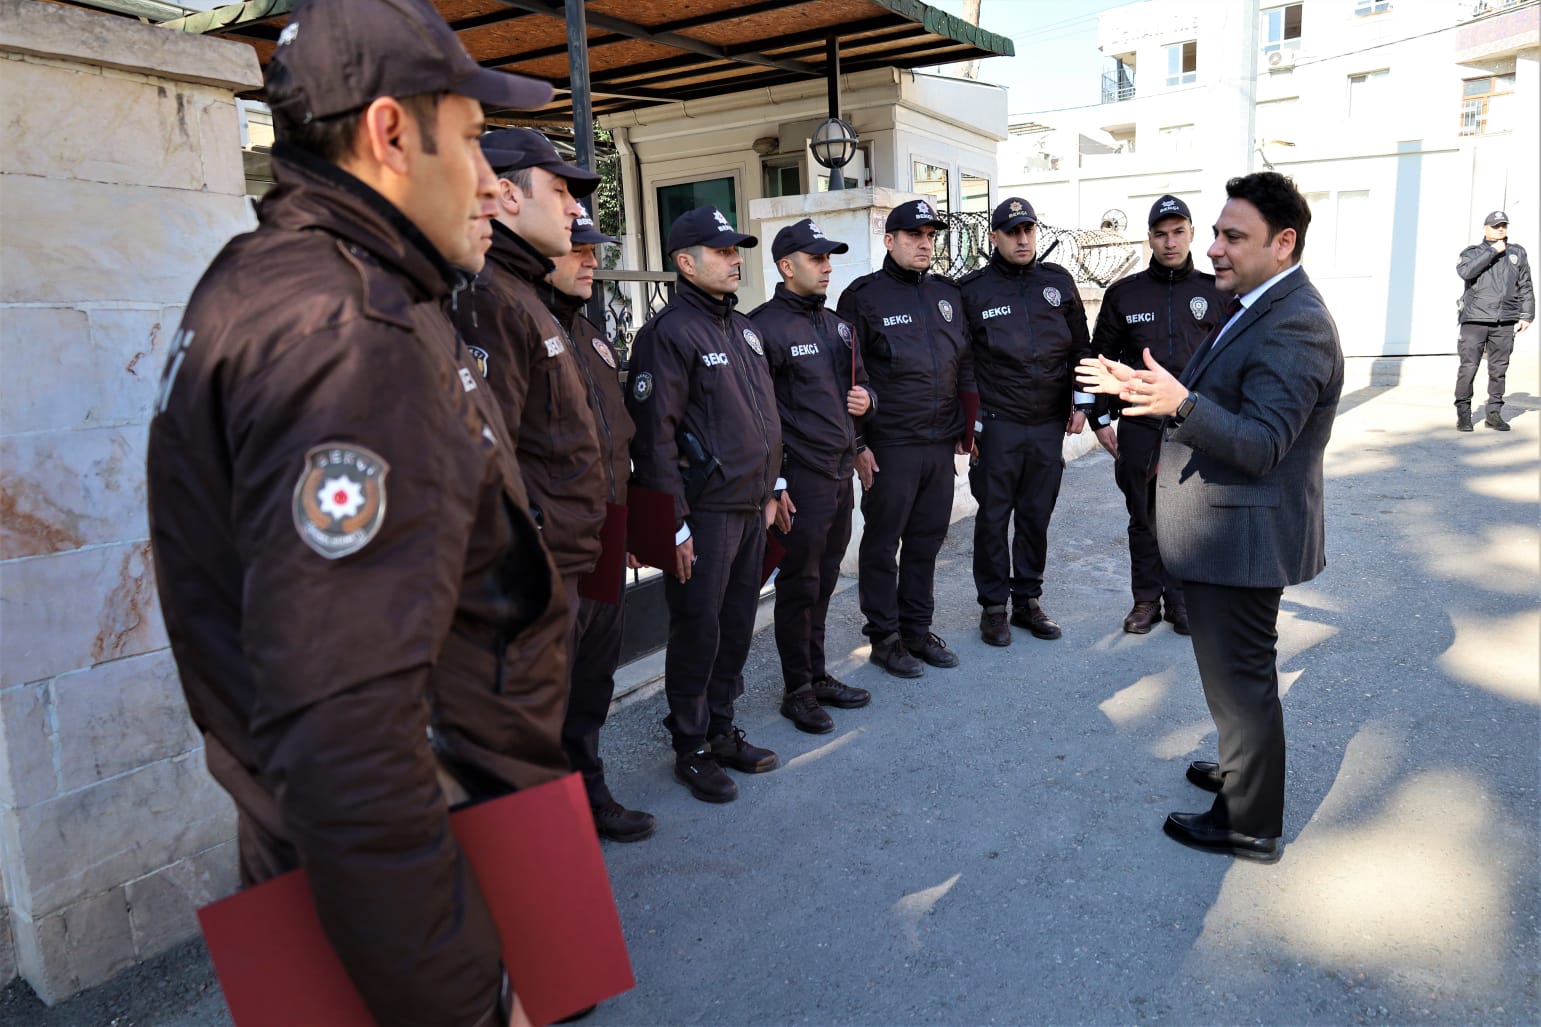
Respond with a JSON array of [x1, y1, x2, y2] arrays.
[[1042, 286, 1062, 308], [742, 326, 764, 355], [1189, 296, 1209, 320], [838, 321, 853, 345], [592, 336, 617, 368], [632, 371, 654, 402], [937, 299, 954, 323], [293, 444, 389, 560]]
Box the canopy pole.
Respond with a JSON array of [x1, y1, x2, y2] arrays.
[[826, 36, 843, 191], [567, 0, 594, 170]]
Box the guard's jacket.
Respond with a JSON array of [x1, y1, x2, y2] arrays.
[[454, 222, 607, 579], [749, 282, 873, 480], [1091, 254, 1226, 428], [959, 252, 1093, 426], [1457, 241, 1534, 324], [626, 278, 782, 525], [540, 282, 635, 506], [836, 255, 972, 447], [145, 144, 568, 1027]]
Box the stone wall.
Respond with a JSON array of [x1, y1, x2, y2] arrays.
[[0, 0, 259, 1002]]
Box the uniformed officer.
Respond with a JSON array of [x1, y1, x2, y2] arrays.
[[1092, 194, 1225, 635], [750, 218, 875, 733], [536, 204, 655, 842], [836, 199, 973, 677], [959, 197, 1097, 646], [145, 1, 557, 1023], [626, 206, 784, 803], [1455, 209, 1534, 431]]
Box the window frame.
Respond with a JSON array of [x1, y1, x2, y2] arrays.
[[1165, 40, 1197, 87]]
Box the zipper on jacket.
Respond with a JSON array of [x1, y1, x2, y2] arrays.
[[726, 315, 774, 486], [561, 320, 617, 502], [919, 278, 940, 436]]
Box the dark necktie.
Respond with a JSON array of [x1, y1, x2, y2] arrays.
[[1206, 296, 1244, 349]]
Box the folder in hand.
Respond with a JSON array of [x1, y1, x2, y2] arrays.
[[197, 773, 634, 1027], [761, 530, 785, 586], [578, 502, 628, 605], [626, 485, 681, 572]]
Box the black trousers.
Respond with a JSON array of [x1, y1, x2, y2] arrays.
[[1185, 581, 1286, 838], [1114, 418, 1183, 605], [969, 418, 1062, 607], [1455, 321, 1515, 414], [773, 465, 854, 693], [663, 509, 764, 753], [858, 442, 955, 641], [563, 569, 626, 808]]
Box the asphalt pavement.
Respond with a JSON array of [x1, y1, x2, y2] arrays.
[[6, 347, 1537, 1026]]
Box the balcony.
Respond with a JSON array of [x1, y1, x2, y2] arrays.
[[1101, 69, 1136, 104], [1457, 0, 1539, 62]]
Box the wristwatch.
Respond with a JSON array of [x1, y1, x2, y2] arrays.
[[1171, 391, 1199, 426]]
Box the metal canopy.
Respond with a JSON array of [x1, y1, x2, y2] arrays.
[[163, 0, 1014, 126]]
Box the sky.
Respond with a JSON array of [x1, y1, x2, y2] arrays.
[[929, 0, 1134, 117]]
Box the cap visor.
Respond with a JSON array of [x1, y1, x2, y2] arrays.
[[572, 229, 619, 245], [997, 215, 1036, 230], [551, 164, 602, 199], [457, 67, 554, 113], [709, 229, 758, 249]]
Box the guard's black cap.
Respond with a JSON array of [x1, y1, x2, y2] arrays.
[[1148, 194, 1191, 227], [885, 199, 943, 233], [666, 206, 757, 252], [266, 0, 552, 126], [571, 202, 617, 245], [771, 218, 850, 261], [992, 197, 1038, 231], [1485, 210, 1509, 227], [480, 128, 601, 198]]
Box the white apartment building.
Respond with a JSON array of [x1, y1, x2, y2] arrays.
[[1000, 0, 1540, 358]]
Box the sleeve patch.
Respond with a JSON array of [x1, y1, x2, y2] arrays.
[[292, 444, 390, 559]]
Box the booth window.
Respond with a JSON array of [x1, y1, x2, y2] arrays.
[[657, 177, 738, 259], [912, 160, 949, 213]]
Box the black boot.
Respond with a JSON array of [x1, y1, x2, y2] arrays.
[[1485, 410, 1511, 431]]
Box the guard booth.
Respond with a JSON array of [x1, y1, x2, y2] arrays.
[[171, 0, 1015, 668]]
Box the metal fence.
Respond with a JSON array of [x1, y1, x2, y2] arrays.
[[934, 210, 1140, 288], [588, 269, 676, 363]]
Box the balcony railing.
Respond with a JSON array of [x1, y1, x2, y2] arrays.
[[1467, 0, 1537, 19], [1101, 70, 1136, 104]]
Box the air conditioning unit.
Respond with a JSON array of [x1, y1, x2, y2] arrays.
[[1267, 50, 1297, 72]]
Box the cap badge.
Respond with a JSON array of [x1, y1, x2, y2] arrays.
[[1042, 287, 1062, 307], [593, 337, 617, 368], [916, 201, 932, 218], [1189, 296, 1209, 321], [937, 299, 954, 323], [277, 22, 299, 46], [632, 371, 654, 402], [712, 209, 732, 230], [742, 327, 764, 356], [1010, 200, 1024, 213], [809, 221, 825, 238], [292, 444, 389, 560]]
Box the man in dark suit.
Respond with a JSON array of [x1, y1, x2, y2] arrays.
[[1078, 172, 1343, 862]]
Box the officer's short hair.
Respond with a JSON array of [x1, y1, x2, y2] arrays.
[[670, 245, 704, 275], [498, 167, 534, 196], [268, 58, 445, 162], [1225, 172, 1311, 264]]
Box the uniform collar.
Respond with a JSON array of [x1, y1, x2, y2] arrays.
[[882, 254, 926, 285], [677, 276, 738, 319], [488, 220, 556, 284], [1144, 254, 1194, 283], [989, 250, 1036, 277], [773, 281, 828, 313]]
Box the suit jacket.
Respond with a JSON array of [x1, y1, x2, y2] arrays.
[[1156, 267, 1343, 588]]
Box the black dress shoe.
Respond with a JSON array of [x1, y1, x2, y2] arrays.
[[1185, 760, 1222, 793], [674, 748, 737, 803], [1163, 810, 1280, 862], [1164, 601, 1190, 636], [980, 605, 1011, 646], [904, 632, 960, 668], [869, 632, 924, 678], [814, 675, 870, 709], [1123, 600, 1161, 634], [780, 685, 834, 735], [592, 800, 657, 842], [1011, 598, 1062, 640], [708, 727, 778, 773]]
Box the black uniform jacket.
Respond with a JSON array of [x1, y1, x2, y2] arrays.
[[749, 282, 873, 480], [145, 144, 568, 1027], [541, 283, 636, 507], [626, 278, 782, 525], [1457, 241, 1534, 323], [959, 251, 1092, 427], [836, 255, 972, 447], [1091, 255, 1226, 428], [454, 223, 607, 579]]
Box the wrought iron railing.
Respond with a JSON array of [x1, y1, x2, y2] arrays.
[[587, 269, 676, 364], [933, 210, 1140, 289], [1101, 69, 1137, 104]]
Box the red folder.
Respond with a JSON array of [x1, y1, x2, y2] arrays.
[[960, 390, 980, 450], [578, 502, 628, 605], [761, 530, 786, 586], [626, 485, 681, 571], [197, 773, 633, 1027]]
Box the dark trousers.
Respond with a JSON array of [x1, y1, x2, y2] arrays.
[[663, 509, 764, 753], [858, 442, 955, 641], [1185, 581, 1286, 838], [969, 418, 1063, 607], [1114, 418, 1183, 605], [773, 465, 854, 693], [563, 570, 626, 808], [1455, 321, 1515, 414]]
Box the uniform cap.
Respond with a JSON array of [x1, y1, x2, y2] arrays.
[[992, 197, 1037, 231], [480, 128, 601, 198], [1485, 210, 1509, 227], [571, 202, 617, 245], [266, 0, 553, 125], [1148, 194, 1191, 227], [885, 199, 944, 233], [666, 206, 757, 252], [771, 218, 850, 261]]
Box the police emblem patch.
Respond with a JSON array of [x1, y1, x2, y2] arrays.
[[1043, 287, 1062, 307], [743, 327, 764, 355], [467, 344, 489, 378], [1010, 200, 1024, 213], [838, 322, 853, 344], [633, 371, 654, 401], [592, 337, 617, 368], [1510, 254, 1520, 265], [1189, 296, 1209, 320], [916, 200, 932, 218], [292, 444, 388, 560], [938, 300, 954, 323]]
